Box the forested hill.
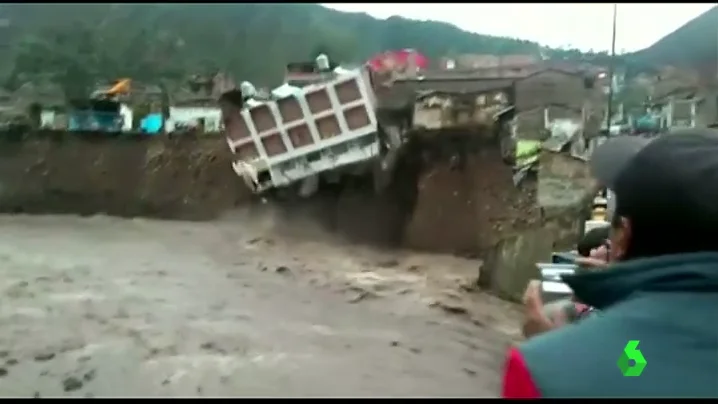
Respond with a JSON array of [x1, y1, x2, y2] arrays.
[[0, 3, 608, 96], [629, 5, 717, 72]]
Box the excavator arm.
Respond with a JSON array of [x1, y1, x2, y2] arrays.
[[105, 78, 131, 96]]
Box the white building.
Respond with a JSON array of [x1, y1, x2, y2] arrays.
[[119, 103, 133, 132], [40, 109, 56, 128], [165, 103, 223, 133]]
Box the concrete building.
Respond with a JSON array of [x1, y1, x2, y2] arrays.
[[513, 67, 595, 113], [166, 100, 223, 133]]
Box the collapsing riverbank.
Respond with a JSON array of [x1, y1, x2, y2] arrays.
[[0, 130, 595, 301]]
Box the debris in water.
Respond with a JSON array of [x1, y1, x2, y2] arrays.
[[200, 341, 227, 355], [83, 369, 96, 382], [432, 300, 468, 315], [462, 368, 477, 376], [406, 265, 421, 272], [34, 352, 56, 362], [346, 288, 377, 304], [62, 376, 84, 392], [376, 259, 400, 268]]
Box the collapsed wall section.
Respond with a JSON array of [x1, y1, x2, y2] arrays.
[[256, 131, 542, 257], [402, 139, 540, 256]]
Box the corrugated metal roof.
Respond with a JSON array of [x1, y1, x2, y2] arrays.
[[393, 78, 515, 94], [440, 54, 538, 70], [416, 68, 535, 80], [514, 67, 585, 83], [376, 77, 515, 110]]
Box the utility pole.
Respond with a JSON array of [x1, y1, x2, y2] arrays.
[[606, 3, 618, 135], [0, 6, 9, 49]]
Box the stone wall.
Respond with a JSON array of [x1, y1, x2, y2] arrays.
[[478, 151, 596, 302]]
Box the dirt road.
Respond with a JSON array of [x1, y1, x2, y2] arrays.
[[0, 211, 521, 397]]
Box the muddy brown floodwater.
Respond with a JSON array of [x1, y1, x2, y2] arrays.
[[0, 209, 522, 398]]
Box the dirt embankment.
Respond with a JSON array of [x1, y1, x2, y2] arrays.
[[0, 131, 253, 220], [264, 134, 540, 258], [0, 130, 555, 260], [402, 139, 538, 256]]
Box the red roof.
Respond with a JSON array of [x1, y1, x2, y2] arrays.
[[366, 49, 429, 72]]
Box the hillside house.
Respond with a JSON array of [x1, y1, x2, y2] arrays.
[[650, 67, 701, 100], [511, 104, 585, 140], [513, 67, 596, 113], [166, 98, 222, 133], [411, 83, 511, 131], [439, 54, 537, 71], [654, 87, 718, 128]]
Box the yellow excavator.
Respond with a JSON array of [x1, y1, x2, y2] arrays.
[[91, 78, 131, 100], [107, 78, 130, 95]]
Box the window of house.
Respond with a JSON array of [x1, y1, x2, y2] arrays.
[[583, 77, 595, 89]]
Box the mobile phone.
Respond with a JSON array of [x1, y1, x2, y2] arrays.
[[551, 252, 580, 264], [536, 263, 576, 303], [537, 263, 577, 280]]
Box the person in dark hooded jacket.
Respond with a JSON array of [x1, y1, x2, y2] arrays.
[[503, 129, 718, 398]]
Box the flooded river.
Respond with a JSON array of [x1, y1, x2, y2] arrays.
[[0, 211, 520, 397]]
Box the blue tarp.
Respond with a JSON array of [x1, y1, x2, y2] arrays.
[[140, 113, 163, 134]]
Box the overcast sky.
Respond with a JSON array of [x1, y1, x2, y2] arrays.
[[322, 3, 715, 53]]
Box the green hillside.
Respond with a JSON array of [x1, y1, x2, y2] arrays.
[[0, 3, 610, 97], [629, 6, 718, 74]]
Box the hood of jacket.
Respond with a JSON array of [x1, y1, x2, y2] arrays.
[[562, 252, 718, 309]]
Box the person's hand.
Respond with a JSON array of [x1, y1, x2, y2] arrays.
[[575, 244, 610, 270], [521, 280, 562, 338], [575, 256, 608, 269], [590, 243, 610, 261]]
